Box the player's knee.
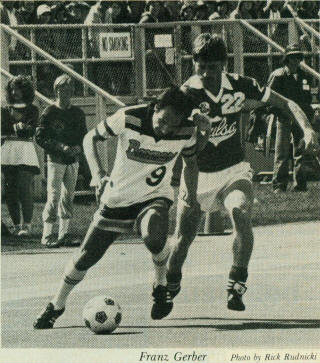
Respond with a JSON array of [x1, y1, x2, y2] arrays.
[[224, 190, 252, 215], [74, 245, 106, 271], [141, 209, 168, 254], [176, 203, 201, 240], [74, 227, 113, 271]]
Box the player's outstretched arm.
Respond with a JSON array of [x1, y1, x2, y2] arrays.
[[245, 91, 319, 155], [83, 128, 111, 203], [83, 128, 107, 183], [266, 90, 319, 154]]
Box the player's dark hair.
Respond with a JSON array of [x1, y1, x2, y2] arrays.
[[193, 33, 227, 62], [6, 75, 35, 105], [155, 85, 192, 119]]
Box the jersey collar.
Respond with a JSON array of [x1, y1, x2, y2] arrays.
[[188, 73, 233, 103]]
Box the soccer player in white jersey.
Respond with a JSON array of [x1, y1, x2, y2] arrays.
[[166, 33, 319, 312], [33, 86, 210, 329]]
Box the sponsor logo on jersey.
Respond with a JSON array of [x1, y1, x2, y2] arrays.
[[126, 139, 178, 165], [209, 117, 237, 146]]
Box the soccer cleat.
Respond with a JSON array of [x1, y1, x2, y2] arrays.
[[227, 280, 247, 311], [33, 302, 65, 329], [18, 225, 31, 237], [41, 234, 58, 248], [57, 234, 81, 248], [151, 285, 173, 320], [166, 271, 182, 299]]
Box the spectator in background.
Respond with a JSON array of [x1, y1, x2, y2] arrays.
[[1, 76, 40, 236], [209, 0, 230, 19], [251, 1, 266, 19], [36, 4, 56, 97], [65, 2, 86, 59], [229, 0, 253, 19], [104, 2, 132, 95], [51, 2, 68, 24], [206, 1, 218, 19], [179, 3, 195, 21], [262, 1, 287, 46], [127, 1, 146, 23], [268, 44, 315, 193], [84, 0, 109, 56], [65, 1, 91, 23], [163, 1, 181, 21], [194, 1, 209, 20], [2, 1, 18, 57], [66, 2, 84, 24], [297, 1, 317, 19], [16, 1, 37, 24], [51, 3, 70, 59], [36, 74, 87, 248], [139, 1, 161, 23], [105, 1, 131, 23], [36, 3, 52, 24]]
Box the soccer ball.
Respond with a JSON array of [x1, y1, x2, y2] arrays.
[[82, 295, 122, 334]]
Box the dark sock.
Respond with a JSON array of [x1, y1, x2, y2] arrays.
[[229, 265, 248, 283]]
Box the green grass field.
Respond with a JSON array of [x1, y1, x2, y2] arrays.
[[1, 181, 320, 253]]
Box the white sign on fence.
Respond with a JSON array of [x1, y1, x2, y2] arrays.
[[99, 32, 132, 58]]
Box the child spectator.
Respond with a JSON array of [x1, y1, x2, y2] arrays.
[[1, 76, 40, 236]]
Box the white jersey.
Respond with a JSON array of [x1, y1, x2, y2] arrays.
[[94, 104, 197, 207]]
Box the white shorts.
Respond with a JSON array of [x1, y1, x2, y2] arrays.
[[197, 162, 253, 212]]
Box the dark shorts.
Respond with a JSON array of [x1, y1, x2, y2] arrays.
[[92, 197, 173, 234]]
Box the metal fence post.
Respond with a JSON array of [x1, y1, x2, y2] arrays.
[[174, 25, 182, 86], [30, 29, 37, 90], [134, 26, 146, 100], [82, 27, 88, 97], [233, 21, 244, 75], [288, 19, 299, 44]]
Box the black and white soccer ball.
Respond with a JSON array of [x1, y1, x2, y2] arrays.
[[82, 296, 122, 334]]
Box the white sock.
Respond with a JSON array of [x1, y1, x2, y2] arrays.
[[152, 242, 170, 287], [24, 223, 32, 232], [13, 224, 21, 233], [51, 258, 87, 310], [58, 219, 70, 240], [42, 222, 53, 238]]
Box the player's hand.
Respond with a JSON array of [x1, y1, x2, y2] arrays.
[[14, 122, 27, 131], [193, 113, 211, 134], [302, 129, 320, 155], [95, 175, 109, 204]]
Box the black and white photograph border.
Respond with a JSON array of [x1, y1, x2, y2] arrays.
[[1, 1, 320, 362]]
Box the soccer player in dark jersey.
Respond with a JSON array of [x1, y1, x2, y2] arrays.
[[166, 33, 319, 312], [33, 86, 209, 328]]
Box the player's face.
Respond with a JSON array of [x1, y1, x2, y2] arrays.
[[194, 59, 225, 87], [11, 86, 23, 102], [56, 82, 74, 101], [152, 105, 183, 137], [287, 55, 302, 72]]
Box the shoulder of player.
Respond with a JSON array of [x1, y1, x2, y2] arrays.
[[181, 75, 203, 92], [122, 104, 149, 130], [269, 67, 287, 79], [225, 72, 255, 87]]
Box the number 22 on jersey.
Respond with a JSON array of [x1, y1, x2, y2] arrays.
[[221, 92, 245, 115]]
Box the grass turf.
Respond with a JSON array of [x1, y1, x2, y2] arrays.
[[1, 182, 319, 253]]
